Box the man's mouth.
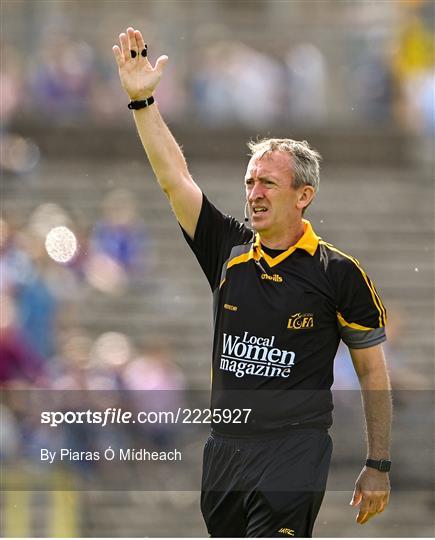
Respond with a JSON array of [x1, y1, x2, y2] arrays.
[[252, 206, 268, 215]]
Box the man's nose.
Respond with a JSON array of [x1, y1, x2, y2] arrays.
[[249, 182, 264, 201]]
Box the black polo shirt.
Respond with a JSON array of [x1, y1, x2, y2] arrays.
[[182, 194, 386, 436]]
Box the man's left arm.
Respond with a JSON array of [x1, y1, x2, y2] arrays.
[[349, 344, 392, 525]]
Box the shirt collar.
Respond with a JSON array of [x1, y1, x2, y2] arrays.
[[253, 219, 319, 257], [298, 219, 320, 256]]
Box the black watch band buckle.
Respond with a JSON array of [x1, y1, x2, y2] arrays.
[[365, 458, 391, 472], [128, 96, 155, 110]]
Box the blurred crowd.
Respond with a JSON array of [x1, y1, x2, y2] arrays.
[[1, 1, 434, 136], [0, 183, 191, 473], [0, 188, 160, 390]]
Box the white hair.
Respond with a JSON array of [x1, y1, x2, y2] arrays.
[[247, 138, 322, 192]]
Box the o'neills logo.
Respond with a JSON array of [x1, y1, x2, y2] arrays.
[[261, 273, 283, 282], [287, 312, 314, 330], [278, 528, 295, 536], [220, 332, 295, 378]]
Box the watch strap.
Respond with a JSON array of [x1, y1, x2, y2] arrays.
[[128, 96, 155, 110], [365, 458, 391, 472]]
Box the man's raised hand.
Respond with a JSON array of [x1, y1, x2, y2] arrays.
[[112, 27, 168, 101]]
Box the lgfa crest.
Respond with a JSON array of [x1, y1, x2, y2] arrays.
[[287, 312, 314, 330]]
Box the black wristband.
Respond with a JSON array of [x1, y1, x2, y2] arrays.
[[127, 96, 155, 110], [365, 458, 391, 472]]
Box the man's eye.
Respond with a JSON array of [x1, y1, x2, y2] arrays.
[[245, 180, 253, 186]]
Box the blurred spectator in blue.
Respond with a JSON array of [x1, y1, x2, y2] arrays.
[[4, 201, 85, 365], [14, 231, 58, 361], [29, 33, 95, 123], [417, 71, 435, 135], [192, 40, 285, 127], [1, 217, 57, 362], [191, 41, 232, 125], [332, 340, 360, 392], [0, 218, 34, 293], [16, 277, 57, 361], [88, 189, 152, 289], [285, 43, 328, 125]]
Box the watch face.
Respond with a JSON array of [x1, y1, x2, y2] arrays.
[[379, 460, 391, 472]]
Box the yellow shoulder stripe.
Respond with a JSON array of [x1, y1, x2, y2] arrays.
[[320, 240, 386, 327], [227, 250, 256, 270], [219, 249, 256, 289], [337, 312, 374, 331]]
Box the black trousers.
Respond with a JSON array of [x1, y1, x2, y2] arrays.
[[201, 429, 332, 538]]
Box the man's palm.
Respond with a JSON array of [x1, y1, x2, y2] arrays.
[[113, 27, 168, 100]]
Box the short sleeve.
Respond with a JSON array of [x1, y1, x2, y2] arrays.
[[180, 193, 253, 291], [334, 257, 387, 349]]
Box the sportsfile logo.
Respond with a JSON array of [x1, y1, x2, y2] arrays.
[[220, 331, 296, 379], [287, 312, 314, 330]]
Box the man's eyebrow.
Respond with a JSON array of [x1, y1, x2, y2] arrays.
[[244, 175, 278, 182]]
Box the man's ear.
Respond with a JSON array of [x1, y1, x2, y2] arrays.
[[296, 185, 316, 211]]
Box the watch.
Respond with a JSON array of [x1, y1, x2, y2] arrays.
[[365, 458, 391, 472], [127, 96, 155, 110]]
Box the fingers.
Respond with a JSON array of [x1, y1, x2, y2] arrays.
[[116, 28, 149, 64], [355, 492, 389, 525], [357, 509, 376, 525], [134, 30, 148, 58], [112, 45, 124, 67], [127, 27, 138, 58], [154, 55, 169, 74], [356, 495, 374, 524], [356, 498, 375, 524], [378, 492, 390, 513], [119, 32, 129, 60]]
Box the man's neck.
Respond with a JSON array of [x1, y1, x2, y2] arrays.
[[259, 221, 305, 250]]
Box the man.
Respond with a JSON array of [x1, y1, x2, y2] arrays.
[[113, 27, 392, 537]]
